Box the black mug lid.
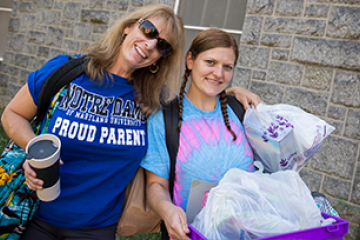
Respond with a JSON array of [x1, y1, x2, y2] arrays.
[[26, 140, 58, 160]]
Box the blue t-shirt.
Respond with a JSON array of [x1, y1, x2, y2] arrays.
[[141, 95, 254, 210], [27, 55, 147, 229]]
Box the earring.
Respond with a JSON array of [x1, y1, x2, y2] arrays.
[[149, 64, 159, 74]]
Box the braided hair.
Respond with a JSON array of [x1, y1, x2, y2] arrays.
[[220, 90, 237, 140], [177, 29, 239, 141], [177, 68, 191, 131]]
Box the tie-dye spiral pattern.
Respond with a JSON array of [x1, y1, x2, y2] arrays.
[[141, 96, 254, 210]]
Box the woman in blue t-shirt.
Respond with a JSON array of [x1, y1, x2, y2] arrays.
[[2, 4, 185, 240], [142, 29, 255, 240], [2, 5, 261, 240]]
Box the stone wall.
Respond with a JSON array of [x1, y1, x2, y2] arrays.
[[0, 0, 359, 239], [0, 0, 174, 106], [233, 0, 360, 238]]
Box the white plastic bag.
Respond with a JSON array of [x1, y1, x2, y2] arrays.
[[243, 103, 334, 173], [191, 169, 322, 240]]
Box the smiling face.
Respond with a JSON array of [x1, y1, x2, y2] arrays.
[[186, 47, 236, 104], [118, 16, 171, 78]]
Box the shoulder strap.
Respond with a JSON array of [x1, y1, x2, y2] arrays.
[[34, 56, 88, 125], [162, 97, 180, 240], [162, 97, 180, 200], [226, 94, 245, 123]]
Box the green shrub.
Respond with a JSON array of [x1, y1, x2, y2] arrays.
[[0, 106, 10, 151], [334, 199, 360, 240], [118, 233, 161, 240]]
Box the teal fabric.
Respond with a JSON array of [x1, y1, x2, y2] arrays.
[[0, 87, 66, 239], [0, 141, 39, 239]]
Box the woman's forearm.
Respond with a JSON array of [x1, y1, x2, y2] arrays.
[[147, 181, 174, 220], [226, 86, 263, 110], [146, 180, 190, 240]]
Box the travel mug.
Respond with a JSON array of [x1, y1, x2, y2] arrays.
[[25, 134, 61, 201]]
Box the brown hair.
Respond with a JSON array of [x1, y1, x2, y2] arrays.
[[82, 4, 185, 117], [178, 28, 239, 140]]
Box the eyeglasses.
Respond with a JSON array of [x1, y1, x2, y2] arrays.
[[138, 19, 173, 57]]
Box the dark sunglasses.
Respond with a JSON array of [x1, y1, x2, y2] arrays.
[[138, 19, 173, 57]]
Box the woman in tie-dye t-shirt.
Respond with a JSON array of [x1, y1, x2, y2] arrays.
[[140, 29, 255, 240]]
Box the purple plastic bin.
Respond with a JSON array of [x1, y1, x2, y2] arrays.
[[188, 213, 348, 240], [188, 224, 207, 240]]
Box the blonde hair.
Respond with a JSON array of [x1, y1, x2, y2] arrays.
[[83, 4, 185, 117]]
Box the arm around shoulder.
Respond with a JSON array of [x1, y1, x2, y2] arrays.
[[226, 86, 263, 110]]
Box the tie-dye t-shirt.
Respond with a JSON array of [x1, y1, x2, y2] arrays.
[[141, 95, 254, 210]]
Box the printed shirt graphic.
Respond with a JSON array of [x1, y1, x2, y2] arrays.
[[27, 55, 147, 229], [141, 96, 254, 210]]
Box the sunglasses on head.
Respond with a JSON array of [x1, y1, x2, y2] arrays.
[[138, 19, 173, 57]]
